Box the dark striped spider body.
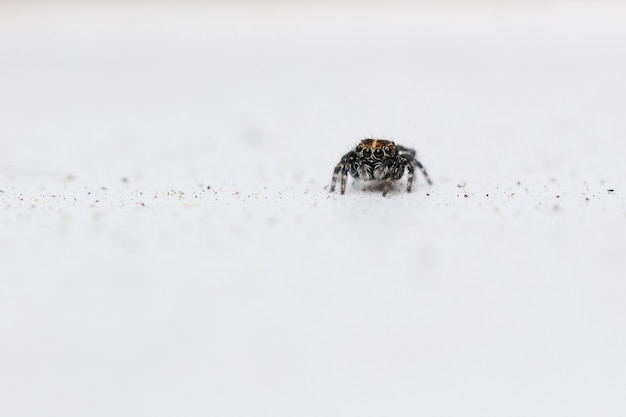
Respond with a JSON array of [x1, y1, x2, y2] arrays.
[[330, 139, 432, 196]]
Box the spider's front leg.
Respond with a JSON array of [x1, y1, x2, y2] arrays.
[[330, 151, 356, 194]]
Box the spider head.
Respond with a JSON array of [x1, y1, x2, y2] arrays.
[[355, 139, 396, 161]]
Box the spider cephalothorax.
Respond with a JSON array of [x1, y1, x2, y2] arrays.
[[330, 139, 432, 196]]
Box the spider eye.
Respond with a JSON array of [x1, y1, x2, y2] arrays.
[[363, 148, 371, 157], [374, 149, 384, 158], [355, 145, 362, 153]]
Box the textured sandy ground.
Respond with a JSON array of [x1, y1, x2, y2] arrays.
[[1, 3, 626, 416]]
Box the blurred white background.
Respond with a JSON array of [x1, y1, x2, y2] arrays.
[[1, 2, 625, 416]]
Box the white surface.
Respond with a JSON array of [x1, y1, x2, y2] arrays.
[[1, 3, 626, 416]]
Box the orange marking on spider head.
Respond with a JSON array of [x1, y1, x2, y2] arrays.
[[359, 138, 395, 150]]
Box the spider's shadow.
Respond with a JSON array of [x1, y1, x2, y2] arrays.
[[324, 180, 405, 195], [355, 180, 401, 194]]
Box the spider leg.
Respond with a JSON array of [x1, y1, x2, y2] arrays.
[[330, 151, 356, 194], [405, 158, 415, 192], [340, 162, 351, 194], [413, 157, 433, 185], [382, 180, 394, 196], [330, 163, 342, 192], [396, 145, 416, 157], [397, 145, 432, 185], [384, 154, 429, 194]]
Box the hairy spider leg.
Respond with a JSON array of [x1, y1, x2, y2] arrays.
[[396, 145, 416, 157], [403, 157, 416, 193], [397, 145, 433, 185], [330, 163, 342, 192], [330, 151, 356, 194], [340, 157, 353, 194], [413, 158, 433, 185]]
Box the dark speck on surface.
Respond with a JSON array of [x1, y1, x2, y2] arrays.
[[608, 189, 615, 193], [207, 185, 211, 190], [122, 177, 128, 183]]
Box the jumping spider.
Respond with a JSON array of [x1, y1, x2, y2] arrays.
[[330, 139, 433, 196]]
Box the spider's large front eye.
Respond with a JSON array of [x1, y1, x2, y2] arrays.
[[374, 149, 384, 159], [363, 148, 371, 157], [355, 145, 362, 153]]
